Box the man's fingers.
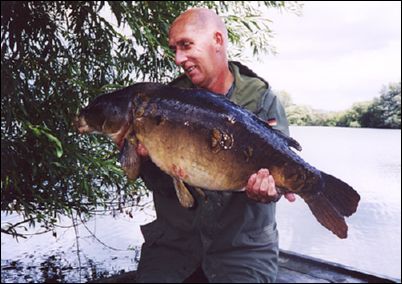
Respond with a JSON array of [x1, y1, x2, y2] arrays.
[[136, 143, 149, 156], [252, 171, 265, 192], [246, 169, 295, 204], [267, 175, 276, 196], [284, 192, 296, 202], [260, 176, 269, 193], [246, 174, 257, 199], [247, 173, 257, 190]]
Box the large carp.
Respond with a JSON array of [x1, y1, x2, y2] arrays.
[[75, 82, 360, 239]]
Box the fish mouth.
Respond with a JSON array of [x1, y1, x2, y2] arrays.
[[74, 116, 93, 134]]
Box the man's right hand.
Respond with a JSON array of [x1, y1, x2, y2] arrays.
[[246, 168, 296, 203]]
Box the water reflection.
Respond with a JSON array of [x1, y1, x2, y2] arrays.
[[1, 251, 121, 283], [1, 205, 151, 283]]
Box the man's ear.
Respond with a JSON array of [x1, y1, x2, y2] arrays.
[[214, 31, 225, 51]]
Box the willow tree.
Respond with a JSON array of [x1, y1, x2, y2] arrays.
[[1, 1, 301, 237]]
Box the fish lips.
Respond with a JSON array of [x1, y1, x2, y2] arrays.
[[73, 115, 95, 134]]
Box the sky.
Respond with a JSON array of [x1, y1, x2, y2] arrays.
[[251, 1, 401, 111]]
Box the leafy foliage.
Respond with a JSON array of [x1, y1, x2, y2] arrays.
[[1, 1, 300, 237], [359, 82, 401, 128]]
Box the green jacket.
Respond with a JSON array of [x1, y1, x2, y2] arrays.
[[136, 61, 289, 283]]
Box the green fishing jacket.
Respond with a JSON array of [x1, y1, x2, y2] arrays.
[[136, 61, 289, 283]]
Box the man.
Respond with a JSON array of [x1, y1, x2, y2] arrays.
[[136, 8, 295, 283]]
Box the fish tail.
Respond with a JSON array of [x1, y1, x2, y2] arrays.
[[320, 172, 360, 217], [302, 172, 360, 239]]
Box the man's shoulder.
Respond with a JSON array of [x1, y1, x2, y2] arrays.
[[229, 61, 271, 110], [230, 61, 269, 86]]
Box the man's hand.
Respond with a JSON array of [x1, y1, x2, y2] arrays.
[[246, 168, 296, 203], [136, 142, 149, 157]]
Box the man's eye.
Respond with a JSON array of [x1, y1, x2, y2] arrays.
[[181, 41, 192, 49]]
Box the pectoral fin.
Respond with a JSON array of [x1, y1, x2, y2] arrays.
[[195, 187, 207, 202], [119, 137, 141, 180], [173, 178, 194, 208]]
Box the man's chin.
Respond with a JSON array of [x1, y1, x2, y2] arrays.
[[187, 75, 204, 86]]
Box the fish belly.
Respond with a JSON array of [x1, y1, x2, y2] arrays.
[[135, 117, 251, 191]]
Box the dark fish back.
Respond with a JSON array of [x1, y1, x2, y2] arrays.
[[147, 86, 309, 169]]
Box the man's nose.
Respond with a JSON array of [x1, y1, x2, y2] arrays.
[[175, 50, 187, 66]]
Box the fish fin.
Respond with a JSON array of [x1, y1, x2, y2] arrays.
[[173, 178, 194, 208], [302, 173, 360, 239], [320, 172, 360, 217], [272, 128, 302, 151], [195, 187, 207, 202], [119, 138, 141, 180], [302, 192, 348, 239], [256, 116, 302, 151]]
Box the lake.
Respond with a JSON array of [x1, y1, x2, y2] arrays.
[[1, 126, 401, 282]]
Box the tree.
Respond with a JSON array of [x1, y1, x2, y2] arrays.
[[360, 82, 401, 128], [376, 82, 400, 128], [335, 102, 370, 128], [277, 83, 401, 129], [1, 1, 301, 237], [286, 104, 315, 125]]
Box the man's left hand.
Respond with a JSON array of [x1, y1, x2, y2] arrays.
[[246, 168, 296, 203]]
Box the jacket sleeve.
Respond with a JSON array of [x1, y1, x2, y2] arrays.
[[257, 87, 290, 136]]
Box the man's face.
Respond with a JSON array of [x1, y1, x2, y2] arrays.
[[168, 21, 218, 88]]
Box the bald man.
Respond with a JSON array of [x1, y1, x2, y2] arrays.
[[136, 8, 294, 283]]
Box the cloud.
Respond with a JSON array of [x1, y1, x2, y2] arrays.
[[252, 1, 401, 111]]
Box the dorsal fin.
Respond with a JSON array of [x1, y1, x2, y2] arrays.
[[271, 128, 302, 151], [252, 115, 302, 151]]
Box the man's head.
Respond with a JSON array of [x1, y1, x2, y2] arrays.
[[168, 8, 230, 91]]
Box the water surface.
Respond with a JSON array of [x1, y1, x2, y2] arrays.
[[277, 126, 401, 280], [1, 126, 401, 282]]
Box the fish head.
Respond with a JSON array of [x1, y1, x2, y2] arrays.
[[75, 91, 133, 145]]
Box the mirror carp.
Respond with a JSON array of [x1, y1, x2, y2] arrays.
[[75, 83, 360, 239]]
